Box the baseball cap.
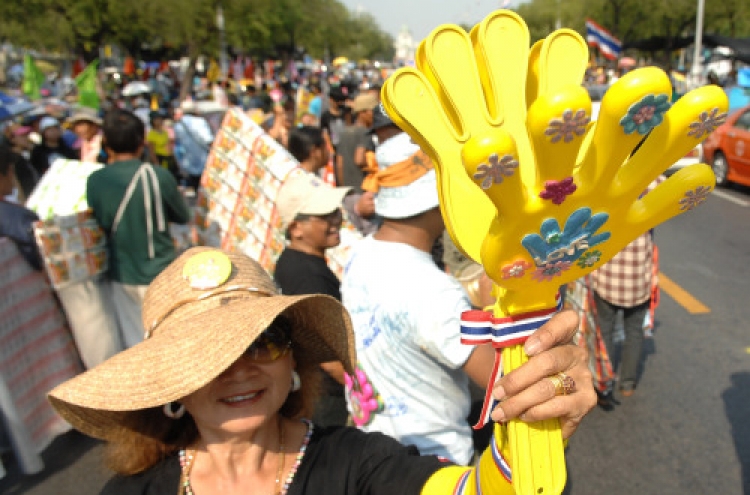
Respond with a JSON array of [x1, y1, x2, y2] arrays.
[[39, 117, 60, 132], [277, 173, 351, 228], [369, 103, 397, 134], [351, 93, 378, 113]]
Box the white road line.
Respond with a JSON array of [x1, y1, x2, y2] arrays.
[[712, 189, 750, 207]]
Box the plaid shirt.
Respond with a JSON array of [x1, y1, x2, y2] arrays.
[[591, 232, 654, 307], [591, 176, 663, 307]]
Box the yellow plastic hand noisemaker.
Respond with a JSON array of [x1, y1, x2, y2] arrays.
[[381, 9, 727, 495]]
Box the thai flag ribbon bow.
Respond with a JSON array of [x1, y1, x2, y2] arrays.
[[460, 293, 563, 429]]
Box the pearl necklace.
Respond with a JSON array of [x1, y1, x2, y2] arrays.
[[178, 419, 313, 495]]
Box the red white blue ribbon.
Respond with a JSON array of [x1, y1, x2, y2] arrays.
[[461, 293, 563, 429]]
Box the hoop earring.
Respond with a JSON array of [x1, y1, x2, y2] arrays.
[[163, 402, 185, 419], [291, 371, 301, 392]]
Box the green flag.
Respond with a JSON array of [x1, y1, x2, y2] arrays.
[[75, 59, 100, 110], [23, 55, 45, 101]]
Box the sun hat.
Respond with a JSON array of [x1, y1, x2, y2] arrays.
[[68, 109, 103, 126], [351, 93, 378, 113], [371, 132, 439, 219], [276, 172, 351, 229], [48, 246, 356, 441], [369, 103, 397, 134], [38, 116, 60, 132]]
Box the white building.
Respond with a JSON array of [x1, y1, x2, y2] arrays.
[[394, 25, 416, 66]]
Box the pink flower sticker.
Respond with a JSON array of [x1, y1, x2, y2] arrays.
[[344, 368, 383, 427], [501, 260, 533, 279], [539, 177, 577, 205], [531, 261, 572, 282]]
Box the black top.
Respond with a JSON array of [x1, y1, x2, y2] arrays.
[[274, 247, 343, 398], [29, 142, 78, 177], [99, 425, 448, 495], [274, 248, 341, 301], [0, 200, 42, 270]]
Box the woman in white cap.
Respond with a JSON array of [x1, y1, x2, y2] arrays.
[[49, 246, 594, 495]]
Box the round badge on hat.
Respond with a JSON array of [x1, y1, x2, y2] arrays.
[[182, 251, 232, 290]]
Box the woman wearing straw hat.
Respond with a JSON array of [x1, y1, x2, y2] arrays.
[[48, 246, 595, 495]]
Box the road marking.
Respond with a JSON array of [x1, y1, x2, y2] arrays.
[[712, 189, 750, 207], [745, 347, 750, 355], [659, 272, 711, 314]]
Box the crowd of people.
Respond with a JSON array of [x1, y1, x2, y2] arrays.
[[1, 56, 653, 493]]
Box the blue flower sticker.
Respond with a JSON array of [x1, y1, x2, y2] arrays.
[[521, 207, 611, 267], [620, 94, 671, 135]]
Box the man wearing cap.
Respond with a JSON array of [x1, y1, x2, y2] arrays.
[[335, 92, 377, 190], [341, 128, 494, 465], [69, 109, 103, 163], [274, 172, 351, 427], [335, 93, 379, 235]]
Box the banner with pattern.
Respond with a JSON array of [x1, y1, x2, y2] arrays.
[[195, 107, 360, 277], [32, 210, 108, 290]]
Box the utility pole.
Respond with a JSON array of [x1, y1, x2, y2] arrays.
[[690, 0, 705, 89], [217, 2, 228, 79]]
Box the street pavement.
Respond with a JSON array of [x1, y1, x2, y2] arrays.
[[1, 184, 749, 495]]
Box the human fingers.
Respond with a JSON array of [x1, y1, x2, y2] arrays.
[[522, 309, 579, 357], [490, 344, 595, 438]]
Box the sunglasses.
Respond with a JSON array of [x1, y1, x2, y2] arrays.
[[294, 209, 343, 224], [241, 327, 292, 363]]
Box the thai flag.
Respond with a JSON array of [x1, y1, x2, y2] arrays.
[[585, 19, 622, 61]]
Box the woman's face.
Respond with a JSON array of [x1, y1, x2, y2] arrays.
[[180, 347, 295, 437], [42, 126, 61, 143]]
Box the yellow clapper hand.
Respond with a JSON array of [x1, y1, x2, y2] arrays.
[[382, 9, 728, 495]]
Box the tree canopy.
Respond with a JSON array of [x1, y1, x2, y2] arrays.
[[5, 0, 746, 68], [0, 0, 395, 62]]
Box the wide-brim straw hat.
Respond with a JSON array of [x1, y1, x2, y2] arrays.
[[68, 109, 103, 126], [48, 246, 356, 441]]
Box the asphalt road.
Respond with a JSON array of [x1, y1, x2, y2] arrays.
[[1, 184, 749, 495], [565, 183, 750, 495]]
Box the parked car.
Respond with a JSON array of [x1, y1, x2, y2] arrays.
[[702, 105, 750, 187]]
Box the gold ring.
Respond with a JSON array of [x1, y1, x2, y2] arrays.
[[549, 372, 576, 396]]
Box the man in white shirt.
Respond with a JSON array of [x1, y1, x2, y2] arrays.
[[341, 120, 494, 465]]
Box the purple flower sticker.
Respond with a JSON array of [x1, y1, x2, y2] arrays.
[[545, 109, 590, 143], [531, 261, 572, 282], [687, 108, 727, 139], [473, 153, 519, 189], [539, 177, 577, 205], [679, 185, 712, 211]]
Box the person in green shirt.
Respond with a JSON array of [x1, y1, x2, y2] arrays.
[[87, 109, 191, 348]]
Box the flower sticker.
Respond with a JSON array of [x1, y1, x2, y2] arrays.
[[531, 261, 572, 282], [473, 153, 519, 189], [620, 94, 671, 135], [678, 185, 712, 211], [576, 250, 602, 269], [539, 177, 577, 205], [501, 260, 533, 279], [344, 367, 383, 427], [522, 207, 611, 267], [545, 109, 590, 143], [687, 108, 727, 139]]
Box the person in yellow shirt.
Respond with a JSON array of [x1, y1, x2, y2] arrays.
[[146, 110, 179, 182]]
